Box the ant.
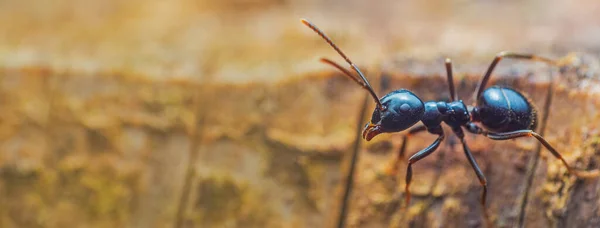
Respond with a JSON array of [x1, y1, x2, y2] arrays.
[[300, 18, 600, 220]]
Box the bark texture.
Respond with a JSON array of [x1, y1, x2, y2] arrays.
[[1, 1, 600, 228]]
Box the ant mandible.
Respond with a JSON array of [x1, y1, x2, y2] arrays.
[[300, 18, 600, 214]]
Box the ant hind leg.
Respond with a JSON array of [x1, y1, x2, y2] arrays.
[[473, 52, 557, 101], [485, 130, 600, 178]]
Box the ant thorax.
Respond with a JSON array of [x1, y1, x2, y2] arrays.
[[422, 100, 470, 130]]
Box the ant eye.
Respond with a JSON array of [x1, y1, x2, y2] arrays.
[[399, 103, 411, 113], [371, 110, 381, 123]]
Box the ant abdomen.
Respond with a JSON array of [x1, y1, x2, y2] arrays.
[[472, 86, 538, 132]]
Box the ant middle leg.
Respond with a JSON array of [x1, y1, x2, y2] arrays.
[[473, 52, 558, 101], [454, 127, 491, 223], [405, 130, 445, 206]]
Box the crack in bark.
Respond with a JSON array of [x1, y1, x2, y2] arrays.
[[174, 88, 207, 228], [336, 94, 370, 228], [174, 60, 219, 228], [517, 79, 554, 228]]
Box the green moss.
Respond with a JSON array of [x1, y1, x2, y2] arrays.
[[0, 161, 141, 228], [191, 176, 273, 228]]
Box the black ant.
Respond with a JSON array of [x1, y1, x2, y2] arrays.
[[300, 18, 600, 220]]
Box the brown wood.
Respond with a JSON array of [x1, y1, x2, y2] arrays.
[[1, 1, 600, 228]]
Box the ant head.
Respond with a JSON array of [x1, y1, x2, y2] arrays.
[[363, 90, 425, 141]]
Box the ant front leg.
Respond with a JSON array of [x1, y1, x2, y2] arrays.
[[405, 128, 444, 207], [383, 125, 427, 177], [399, 125, 428, 160]]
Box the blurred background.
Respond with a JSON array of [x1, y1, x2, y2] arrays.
[[1, 0, 600, 227]]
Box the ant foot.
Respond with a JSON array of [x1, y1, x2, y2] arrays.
[[571, 169, 600, 179]]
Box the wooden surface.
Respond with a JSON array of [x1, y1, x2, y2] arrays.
[[1, 64, 599, 228], [1, 1, 600, 228]]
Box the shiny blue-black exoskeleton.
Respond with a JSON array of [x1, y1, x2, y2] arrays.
[[301, 18, 600, 220]]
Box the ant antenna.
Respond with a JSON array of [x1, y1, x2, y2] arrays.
[[301, 18, 385, 110], [320, 58, 369, 89]]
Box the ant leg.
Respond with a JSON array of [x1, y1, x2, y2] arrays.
[[484, 129, 599, 178], [465, 122, 485, 135], [474, 52, 557, 101], [405, 131, 445, 206], [399, 125, 428, 159], [454, 128, 490, 221], [445, 58, 457, 101], [383, 125, 428, 176]]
